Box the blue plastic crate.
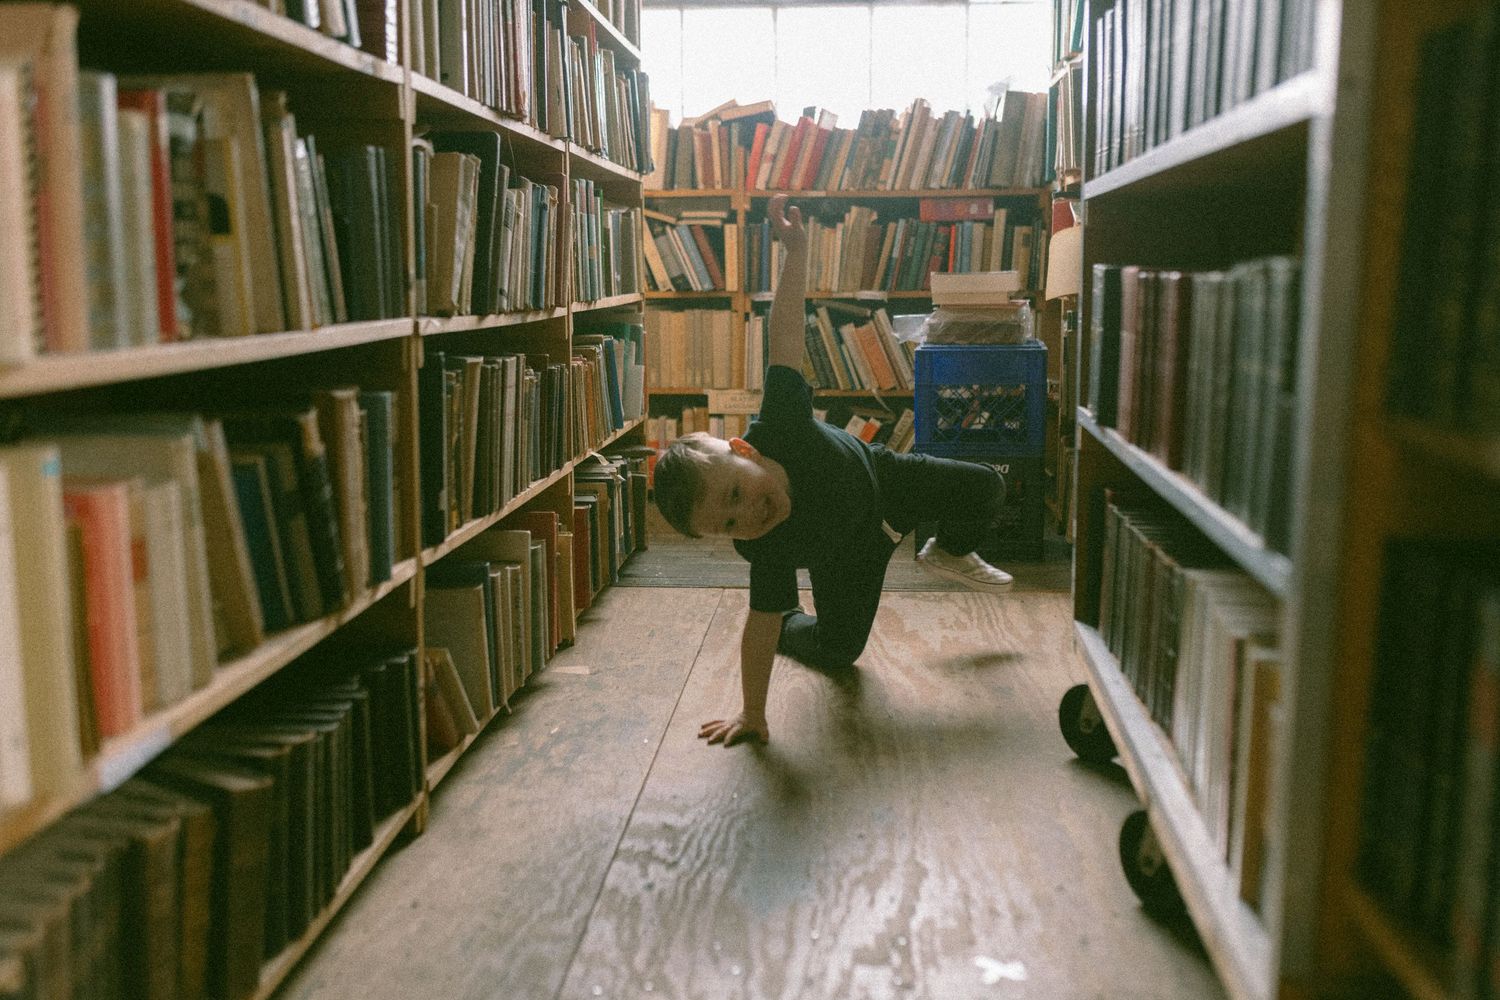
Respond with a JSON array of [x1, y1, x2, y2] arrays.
[[914, 342, 1047, 457]]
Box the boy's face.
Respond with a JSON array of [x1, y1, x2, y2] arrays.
[[689, 437, 792, 541]]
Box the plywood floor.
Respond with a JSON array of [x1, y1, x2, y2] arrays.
[[279, 581, 1225, 1000]]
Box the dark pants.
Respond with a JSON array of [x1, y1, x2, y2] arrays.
[[777, 449, 1006, 670]]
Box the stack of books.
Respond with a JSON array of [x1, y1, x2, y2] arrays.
[[572, 178, 641, 302], [643, 207, 737, 292], [798, 305, 917, 392]]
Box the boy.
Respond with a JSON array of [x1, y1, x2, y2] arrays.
[[653, 196, 1014, 748]]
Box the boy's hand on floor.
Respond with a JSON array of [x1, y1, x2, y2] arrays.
[[698, 713, 769, 747]]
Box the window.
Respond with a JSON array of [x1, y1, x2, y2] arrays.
[[642, 0, 1049, 124]]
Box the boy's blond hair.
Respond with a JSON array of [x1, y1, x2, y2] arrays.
[[652, 432, 725, 538]]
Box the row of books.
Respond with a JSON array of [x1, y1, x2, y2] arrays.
[[1388, 6, 1500, 435], [414, 134, 564, 317], [425, 522, 558, 726], [1092, 0, 1316, 177], [573, 327, 646, 452], [644, 94, 1048, 192], [259, 0, 399, 63], [1357, 540, 1500, 993], [1095, 492, 1282, 911], [800, 306, 919, 393], [643, 213, 737, 292], [415, 0, 653, 173], [0, 9, 413, 359], [0, 395, 402, 806], [743, 208, 1039, 295], [572, 179, 641, 302], [0, 649, 422, 1000], [1087, 257, 1301, 553], [644, 309, 759, 390]]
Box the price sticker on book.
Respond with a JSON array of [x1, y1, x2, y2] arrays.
[[707, 389, 763, 415]]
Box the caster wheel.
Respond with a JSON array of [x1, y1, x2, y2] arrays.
[[1058, 683, 1117, 763], [1119, 810, 1185, 919]]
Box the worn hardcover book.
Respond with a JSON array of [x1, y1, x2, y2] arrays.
[[423, 583, 497, 720]]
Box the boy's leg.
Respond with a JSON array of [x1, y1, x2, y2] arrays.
[[778, 550, 892, 671], [879, 450, 1006, 554]]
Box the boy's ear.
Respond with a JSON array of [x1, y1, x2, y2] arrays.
[[728, 437, 756, 459]]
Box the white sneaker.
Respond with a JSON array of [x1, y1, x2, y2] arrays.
[[917, 537, 1014, 593]]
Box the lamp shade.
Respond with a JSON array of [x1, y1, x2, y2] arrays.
[[1044, 224, 1082, 300]]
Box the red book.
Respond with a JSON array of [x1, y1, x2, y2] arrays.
[[745, 123, 770, 191], [796, 125, 833, 190], [62, 478, 142, 738], [689, 226, 725, 289], [919, 196, 994, 223], [117, 89, 178, 342], [508, 510, 560, 654], [571, 506, 593, 611], [948, 226, 958, 273], [773, 116, 813, 191]]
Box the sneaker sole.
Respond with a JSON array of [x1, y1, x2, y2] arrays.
[[917, 556, 1015, 594]]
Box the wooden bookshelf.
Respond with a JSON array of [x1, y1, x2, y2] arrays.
[[1067, 2, 1392, 998], [0, 0, 652, 994], [251, 799, 422, 1000], [1344, 888, 1449, 1000], [1083, 71, 1326, 201], [1077, 408, 1293, 598], [576, 292, 645, 313], [418, 310, 569, 336], [647, 387, 913, 399], [644, 290, 737, 300], [570, 0, 642, 61], [1074, 622, 1274, 1000], [1387, 420, 1500, 483], [0, 319, 413, 400]]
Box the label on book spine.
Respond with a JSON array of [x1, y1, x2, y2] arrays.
[[707, 389, 763, 415]]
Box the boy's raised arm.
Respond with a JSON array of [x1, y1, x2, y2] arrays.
[[765, 194, 807, 372]]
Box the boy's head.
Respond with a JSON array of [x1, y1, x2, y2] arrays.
[[654, 433, 791, 541]]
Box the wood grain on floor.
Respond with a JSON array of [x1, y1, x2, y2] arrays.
[[277, 584, 1224, 1000]]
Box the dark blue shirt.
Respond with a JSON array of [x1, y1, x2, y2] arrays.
[[733, 365, 882, 612]]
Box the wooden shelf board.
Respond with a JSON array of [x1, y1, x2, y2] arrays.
[[1073, 621, 1273, 1000], [0, 558, 416, 857], [645, 189, 740, 199], [422, 464, 575, 566], [747, 290, 933, 301], [420, 417, 642, 567], [745, 188, 1048, 199], [646, 386, 910, 396], [417, 309, 567, 335], [643, 290, 735, 300], [0, 320, 412, 400], [79, 0, 403, 84], [252, 800, 418, 1000], [425, 732, 480, 790], [1078, 408, 1293, 598], [568, 143, 642, 183], [574, 293, 644, 313], [411, 74, 565, 153], [1344, 885, 1450, 1000], [1388, 420, 1500, 482], [570, 0, 642, 60], [1084, 71, 1325, 201]]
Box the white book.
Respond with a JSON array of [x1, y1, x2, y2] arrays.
[[77, 71, 130, 351], [0, 444, 82, 798], [140, 479, 194, 708], [0, 64, 40, 363], [0, 461, 33, 808], [115, 108, 161, 346]]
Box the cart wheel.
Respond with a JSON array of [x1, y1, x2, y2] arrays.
[[1058, 683, 1116, 763], [1119, 810, 1185, 919]]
